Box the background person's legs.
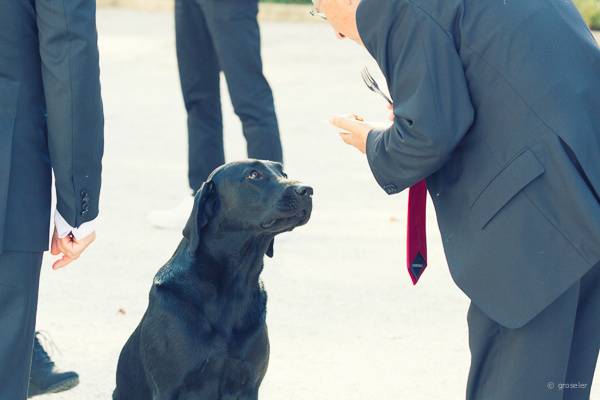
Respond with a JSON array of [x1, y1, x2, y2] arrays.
[[148, 0, 223, 230], [176, 0, 224, 192], [202, 0, 283, 164], [466, 277, 580, 400], [0, 252, 43, 400]]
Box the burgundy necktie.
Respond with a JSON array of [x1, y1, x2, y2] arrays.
[[407, 180, 428, 285]]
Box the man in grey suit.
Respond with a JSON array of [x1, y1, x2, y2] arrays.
[[321, 0, 600, 398], [0, 0, 104, 398]]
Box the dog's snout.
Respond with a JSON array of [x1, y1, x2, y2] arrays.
[[295, 185, 313, 197]]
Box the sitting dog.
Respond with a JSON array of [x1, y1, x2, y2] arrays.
[[113, 160, 312, 400]]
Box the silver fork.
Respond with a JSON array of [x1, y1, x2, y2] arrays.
[[360, 67, 393, 105]]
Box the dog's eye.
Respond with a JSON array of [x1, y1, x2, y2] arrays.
[[247, 170, 262, 180]]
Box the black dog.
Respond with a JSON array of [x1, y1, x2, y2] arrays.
[[114, 160, 312, 400]]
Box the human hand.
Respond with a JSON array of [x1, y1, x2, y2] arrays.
[[50, 228, 96, 270], [387, 103, 394, 121], [329, 114, 374, 154]]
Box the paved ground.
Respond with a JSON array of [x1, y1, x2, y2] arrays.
[[97, 1, 317, 21], [35, 10, 599, 400]]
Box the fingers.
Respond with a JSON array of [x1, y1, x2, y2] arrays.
[[50, 229, 96, 270], [329, 114, 365, 133], [338, 132, 367, 154], [339, 132, 352, 146], [53, 255, 73, 270], [330, 114, 371, 154], [50, 229, 60, 256], [56, 237, 79, 260], [386, 103, 395, 121]]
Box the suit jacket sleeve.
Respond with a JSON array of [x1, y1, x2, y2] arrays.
[[36, 0, 104, 227], [357, 0, 474, 194]]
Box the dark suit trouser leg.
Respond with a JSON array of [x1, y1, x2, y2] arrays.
[[202, 0, 283, 164], [0, 252, 43, 400], [175, 0, 224, 192], [564, 262, 600, 400], [466, 262, 599, 400]]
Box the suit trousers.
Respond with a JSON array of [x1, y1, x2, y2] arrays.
[[0, 252, 43, 400], [466, 261, 599, 400], [175, 0, 283, 191]]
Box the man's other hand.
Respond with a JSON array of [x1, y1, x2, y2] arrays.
[[329, 114, 373, 154], [50, 228, 96, 270]]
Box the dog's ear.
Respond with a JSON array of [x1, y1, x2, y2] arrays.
[[183, 181, 217, 255], [266, 238, 275, 258]]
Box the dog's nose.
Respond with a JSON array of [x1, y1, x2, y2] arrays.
[[295, 185, 313, 197]]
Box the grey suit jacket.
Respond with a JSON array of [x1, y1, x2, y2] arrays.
[[0, 0, 103, 252], [357, 0, 600, 328]]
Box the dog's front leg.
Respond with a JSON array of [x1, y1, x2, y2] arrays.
[[176, 387, 221, 400], [139, 300, 204, 400]]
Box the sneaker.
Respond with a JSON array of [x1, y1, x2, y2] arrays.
[[28, 332, 79, 398], [147, 195, 195, 230]]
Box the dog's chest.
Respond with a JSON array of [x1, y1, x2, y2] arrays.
[[193, 322, 270, 394]]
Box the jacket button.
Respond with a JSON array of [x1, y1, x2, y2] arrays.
[[384, 184, 398, 194]]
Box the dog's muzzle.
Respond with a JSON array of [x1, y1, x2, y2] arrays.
[[260, 185, 313, 231]]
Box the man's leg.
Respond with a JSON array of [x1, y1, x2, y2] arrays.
[[0, 252, 43, 400], [466, 277, 580, 400], [563, 262, 600, 400], [175, 0, 224, 191], [202, 0, 283, 164]]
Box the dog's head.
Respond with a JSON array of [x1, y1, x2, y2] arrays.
[[183, 160, 313, 257]]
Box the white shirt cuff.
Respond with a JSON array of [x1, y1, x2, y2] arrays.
[[55, 211, 97, 240]]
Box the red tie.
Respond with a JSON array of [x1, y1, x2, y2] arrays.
[[407, 180, 428, 285]]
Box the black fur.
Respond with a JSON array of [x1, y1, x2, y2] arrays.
[[114, 160, 312, 400]]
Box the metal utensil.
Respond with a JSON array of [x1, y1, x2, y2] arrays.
[[360, 67, 393, 105]]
